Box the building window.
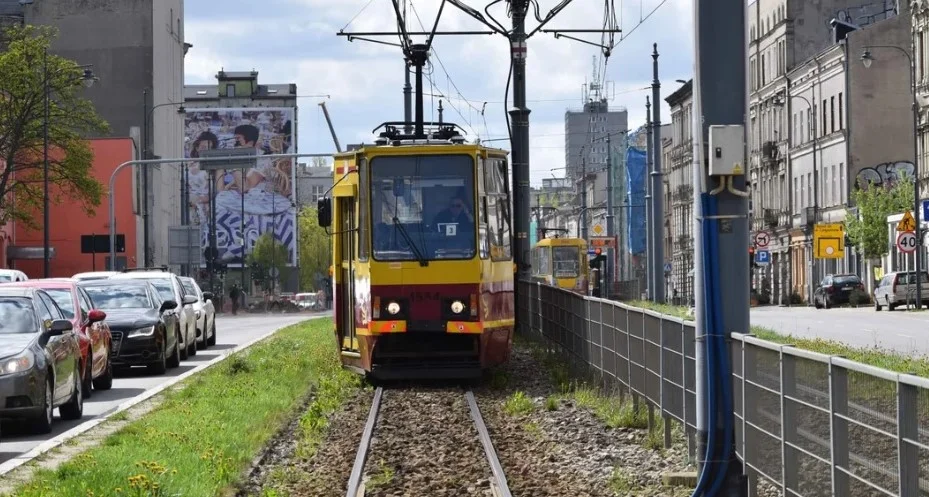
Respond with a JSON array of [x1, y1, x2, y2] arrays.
[[839, 164, 845, 203], [824, 167, 830, 207], [226, 84, 235, 97], [838, 92, 844, 130], [830, 96, 835, 134], [821, 99, 827, 137], [807, 173, 812, 207]]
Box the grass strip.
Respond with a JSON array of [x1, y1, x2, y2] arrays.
[[629, 300, 929, 377], [5, 318, 360, 497]]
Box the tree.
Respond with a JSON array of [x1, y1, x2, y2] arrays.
[[297, 206, 330, 291], [0, 25, 109, 227], [311, 156, 330, 169], [845, 177, 914, 259], [248, 233, 290, 291]]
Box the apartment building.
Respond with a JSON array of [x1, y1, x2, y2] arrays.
[[664, 80, 695, 305]]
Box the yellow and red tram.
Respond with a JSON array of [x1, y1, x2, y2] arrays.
[[318, 123, 515, 379]]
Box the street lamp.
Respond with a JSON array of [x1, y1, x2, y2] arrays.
[[861, 45, 922, 307], [773, 92, 818, 302], [43, 49, 97, 277]]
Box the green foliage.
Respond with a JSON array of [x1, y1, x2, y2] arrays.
[[0, 25, 109, 227], [297, 206, 330, 291], [845, 177, 914, 259], [248, 233, 290, 290]]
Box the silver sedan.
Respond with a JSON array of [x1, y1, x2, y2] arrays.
[[180, 277, 217, 349]]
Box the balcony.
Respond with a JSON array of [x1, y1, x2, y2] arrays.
[[761, 141, 779, 164], [672, 184, 694, 202]]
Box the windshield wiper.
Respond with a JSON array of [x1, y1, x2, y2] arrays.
[[392, 217, 429, 267]]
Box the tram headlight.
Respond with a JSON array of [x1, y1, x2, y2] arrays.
[[386, 301, 401, 315], [450, 300, 465, 314]]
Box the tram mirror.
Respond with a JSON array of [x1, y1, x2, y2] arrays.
[[317, 197, 332, 228], [392, 178, 407, 197]]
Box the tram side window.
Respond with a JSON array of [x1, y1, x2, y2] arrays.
[[484, 158, 512, 261], [478, 158, 490, 259], [358, 158, 370, 261]]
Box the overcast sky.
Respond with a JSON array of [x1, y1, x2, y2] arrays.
[[184, 0, 694, 186]]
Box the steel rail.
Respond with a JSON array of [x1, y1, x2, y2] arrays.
[[345, 387, 383, 497], [466, 390, 513, 497]]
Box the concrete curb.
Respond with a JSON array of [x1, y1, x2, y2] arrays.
[[0, 315, 322, 477]]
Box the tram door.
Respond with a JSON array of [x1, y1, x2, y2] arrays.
[[337, 196, 358, 353]]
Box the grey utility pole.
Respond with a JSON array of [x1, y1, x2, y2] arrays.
[[509, 0, 532, 282], [650, 44, 665, 303], [141, 90, 150, 267], [645, 97, 654, 300], [606, 135, 615, 300], [693, 0, 749, 493], [404, 59, 413, 135], [580, 153, 588, 241]]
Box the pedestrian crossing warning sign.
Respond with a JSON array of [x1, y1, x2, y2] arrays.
[[897, 210, 916, 232]]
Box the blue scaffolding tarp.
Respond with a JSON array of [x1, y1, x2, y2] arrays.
[[625, 145, 647, 255]]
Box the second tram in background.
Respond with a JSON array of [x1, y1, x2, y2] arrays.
[[530, 231, 590, 295]]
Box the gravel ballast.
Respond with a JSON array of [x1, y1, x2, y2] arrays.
[[243, 342, 705, 496]]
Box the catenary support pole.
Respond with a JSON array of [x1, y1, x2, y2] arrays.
[[651, 44, 665, 303], [645, 97, 654, 300], [404, 59, 413, 135], [694, 0, 749, 493], [509, 0, 532, 284], [142, 90, 151, 267], [606, 135, 615, 300], [581, 154, 588, 241]]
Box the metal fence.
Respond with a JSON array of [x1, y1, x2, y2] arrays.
[[518, 280, 929, 497]]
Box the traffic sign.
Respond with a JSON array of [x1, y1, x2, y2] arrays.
[[897, 231, 918, 253], [755, 249, 771, 266], [897, 210, 917, 232], [587, 249, 598, 256], [753, 231, 770, 248], [663, 263, 672, 274], [591, 223, 605, 236], [589, 236, 616, 248], [922, 200, 929, 224], [813, 223, 845, 259]]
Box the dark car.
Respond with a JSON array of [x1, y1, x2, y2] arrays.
[[78, 279, 181, 375], [813, 273, 865, 308], [0, 287, 84, 433]]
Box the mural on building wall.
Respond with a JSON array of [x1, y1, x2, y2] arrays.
[[854, 161, 914, 189]]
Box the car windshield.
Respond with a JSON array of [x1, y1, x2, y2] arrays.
[[832, 275, 860, 285], [83, 285, 152, 309], [180, 279, 198, 297], [0, 298, 38, 334], [43, 288, 75, 319], [552, 246, 580, 277], [371, 154, 477, 261]]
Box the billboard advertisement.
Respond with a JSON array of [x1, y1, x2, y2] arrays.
[[184, 107, 297, 267]]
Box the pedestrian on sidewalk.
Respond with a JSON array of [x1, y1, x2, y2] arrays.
[[230, 284, 240, 315]]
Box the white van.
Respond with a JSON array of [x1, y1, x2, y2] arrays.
[[0, 269, 28, 283]]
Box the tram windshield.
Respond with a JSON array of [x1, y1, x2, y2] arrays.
[[371, 154, 476, 262], [552, 246, 580, 278]]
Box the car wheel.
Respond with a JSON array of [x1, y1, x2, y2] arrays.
[[179, 324, 189, 361], [93, 352, 113, 390], [187, 324, 197, 357], [59, 372, 83, 421], [82, 355, 93, 399], [166, 330, 181, 369], [32, 377, 54, 434], [875, 298, 882, 311], [207, 319, 217, 346]]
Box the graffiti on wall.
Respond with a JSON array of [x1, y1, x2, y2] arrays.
[[855, 161, 914, 189]]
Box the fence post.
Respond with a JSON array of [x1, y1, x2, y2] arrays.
[[828, 359, 850, 496], [897, 380, 919, 496], [780, 347, 798, 493]]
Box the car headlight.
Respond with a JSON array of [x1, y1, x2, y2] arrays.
[[0, 352, 35, 376], [127, 326, 155, 338], [450, 300, 465, 314], [386, 301, 401, 315]]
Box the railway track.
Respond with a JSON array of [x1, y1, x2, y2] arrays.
[[345, 387, 512, 497]]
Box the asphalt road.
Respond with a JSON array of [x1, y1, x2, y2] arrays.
[[0, 313, 324, 464], [750, 305, 929, 356]]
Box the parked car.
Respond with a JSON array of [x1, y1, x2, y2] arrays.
[[0, 269, 28, 283], [110, 268, 198, 359], [874, 270, 929, 311], [78, 279, 181, 374], [0, 287, 84, 433], [0, 279, 114, 395], [179, 276, 217, 349], [812, 273, 865, 309], [71, 271, 119, 281]]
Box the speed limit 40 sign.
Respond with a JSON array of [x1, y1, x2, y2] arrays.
[[897, 231, 918, 253]]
